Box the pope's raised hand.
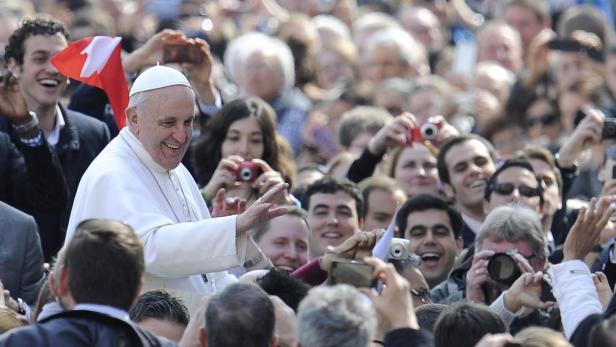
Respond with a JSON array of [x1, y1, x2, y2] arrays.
[[236, 182, 289, 234]]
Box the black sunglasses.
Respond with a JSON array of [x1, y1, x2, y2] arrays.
[[492, 182, 540, 197], [525, 113, 558, 128]]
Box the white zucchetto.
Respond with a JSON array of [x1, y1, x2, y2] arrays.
[[129, 64, 192, 96]]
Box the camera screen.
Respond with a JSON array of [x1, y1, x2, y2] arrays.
[[329, 261, 375, 288]]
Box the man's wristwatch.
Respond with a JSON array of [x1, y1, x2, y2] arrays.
[[12, 111, 38, 134], [554, 152, 578, 170]]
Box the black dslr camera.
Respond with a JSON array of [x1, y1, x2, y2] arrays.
[[486, 249, 521, 285]]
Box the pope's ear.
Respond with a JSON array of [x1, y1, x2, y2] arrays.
[[126, 107, 138, 127]]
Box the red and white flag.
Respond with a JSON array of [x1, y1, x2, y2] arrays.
[[51, 36, 128, 129]]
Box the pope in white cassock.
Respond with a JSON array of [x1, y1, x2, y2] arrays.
[[65, 65, 288, 312]]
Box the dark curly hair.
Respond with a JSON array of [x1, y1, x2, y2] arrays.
[[4, 18, 70, 65]]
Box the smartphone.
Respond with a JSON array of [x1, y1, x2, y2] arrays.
[[548, 39, 602, 61], [162, 44, 203, 64], [328, 260, 376, 288]]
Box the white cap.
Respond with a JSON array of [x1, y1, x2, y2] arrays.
[[129, 65, 192, 96]]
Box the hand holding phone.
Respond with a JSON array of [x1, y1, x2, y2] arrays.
[[328, 260, 376, 288]]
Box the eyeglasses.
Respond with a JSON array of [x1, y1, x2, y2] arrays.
[[492, 182, 540, 197], [525, 113, 558, 128]]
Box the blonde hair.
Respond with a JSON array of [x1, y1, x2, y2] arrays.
[[514, 327, 572, 347]]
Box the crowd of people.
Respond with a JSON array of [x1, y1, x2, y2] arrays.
[[1, 0, 616, 345]]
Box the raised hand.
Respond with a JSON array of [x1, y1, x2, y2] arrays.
[[367, 113, 417, 156], [181, 38, 218, 104], [592, 271, 612, 310], [123, 29, 189, 73], [210, 188, 247, 218], [363, 257, 419, 330], [319, 229, 385, 272], [201, 155, 244, 201], [236, 183, 289, 234], [557, 105, 604, 166], [563, 196, 615, 261], [252, 159, 293, 205], [503, 272, 554, 313]]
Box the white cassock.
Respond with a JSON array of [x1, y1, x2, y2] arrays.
[[66, 128, 246, 313]]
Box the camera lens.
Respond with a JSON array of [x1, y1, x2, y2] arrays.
[[486, 253, 520, 284], [420, 123, 439, 140], [390, 244, 404, 259], [239, 167, 253, 181]]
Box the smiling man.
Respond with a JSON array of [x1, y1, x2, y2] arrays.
[[359, 176, 407, 231], [396, 194, 463, 288], [66, 65, 290, 312], [253, 207, 310, 272], [301, 176, 364, 259], [1, 18, 110, 260], [437, 135, 497, 247]]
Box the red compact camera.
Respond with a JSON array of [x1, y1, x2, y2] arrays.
[[407, 121, 443, 144], [234, 162, 260, 183]]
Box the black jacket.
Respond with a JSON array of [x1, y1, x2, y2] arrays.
[[0, 132, 67, 212], [384, 328, 433, 347], [0, 105, 110, 260], [0, 309, 176, 347]]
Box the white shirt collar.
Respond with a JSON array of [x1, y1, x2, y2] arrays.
[[73, 303, 130, 321], [462, 213, 483, 234], [120, 127, 168, 173], [46, 105, 65, 146]]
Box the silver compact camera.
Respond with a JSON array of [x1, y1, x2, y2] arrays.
[[389, 238, 411, 260], [389, 238, 422, 267]]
